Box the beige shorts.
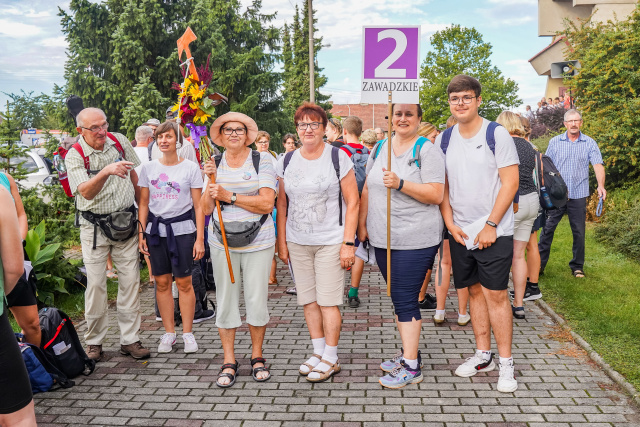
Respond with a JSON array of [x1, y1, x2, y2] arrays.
[[287, 242, 345, 307], [513, 192, 540, 242]]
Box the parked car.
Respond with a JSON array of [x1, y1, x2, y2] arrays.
[[10, 149, 56, 190]]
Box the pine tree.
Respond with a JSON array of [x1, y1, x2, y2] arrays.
[[282, 2, 331, 131]]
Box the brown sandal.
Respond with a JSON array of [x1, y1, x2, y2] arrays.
[[306, 359, 341, 383], [299, 354, 323, 376]]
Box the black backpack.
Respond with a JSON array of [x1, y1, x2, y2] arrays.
[[39, 307, 96, 379], [534, 151, 568, 210]]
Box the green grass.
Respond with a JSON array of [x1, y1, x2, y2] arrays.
[[531, 133, 556, 152], [540, 218, 640, 391]]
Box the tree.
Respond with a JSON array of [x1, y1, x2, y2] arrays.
[[187, 0, 288, 149], [0, 101, 30, 182], [419, 25, 521, 125], [59, 0, 286, 142], [281, 3, 331, 132], [565, 5, 640, 187]]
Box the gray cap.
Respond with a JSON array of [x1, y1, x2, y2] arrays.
[[144, 118, 160, 126], [166, 106, 178, 120]]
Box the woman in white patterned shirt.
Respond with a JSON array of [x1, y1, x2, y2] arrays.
[[202, 112, 277, 388]]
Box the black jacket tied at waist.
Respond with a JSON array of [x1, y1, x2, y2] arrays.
[[147, 210, 193, 266]]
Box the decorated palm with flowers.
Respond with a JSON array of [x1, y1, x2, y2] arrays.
[[174, 27, 235, 283], [172, 28, 227, 165]]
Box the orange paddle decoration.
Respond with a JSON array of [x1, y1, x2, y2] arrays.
[[174, 27, 234, 283]]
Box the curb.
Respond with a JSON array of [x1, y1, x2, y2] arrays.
[[536, 298, 640, 409]]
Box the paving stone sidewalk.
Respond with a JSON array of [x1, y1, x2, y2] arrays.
[[35, 262, 640, 426]]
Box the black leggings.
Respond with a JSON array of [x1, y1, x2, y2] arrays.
[[0, 308, 33, 414]]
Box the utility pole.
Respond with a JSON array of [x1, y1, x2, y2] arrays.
[[308, 0, 315, 103]]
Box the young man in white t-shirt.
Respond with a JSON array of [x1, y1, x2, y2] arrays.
[[436, 75, 520, 393]]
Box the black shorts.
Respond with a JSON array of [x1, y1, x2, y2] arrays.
[[448, 235, 513, 291], [531, 210, 546, 233], [0, 309, 33, 414], [6, 275, 37, 307], [147, 233, 196, 278]]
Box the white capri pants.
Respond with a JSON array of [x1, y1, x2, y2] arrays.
[[211, 245, 275, 329]]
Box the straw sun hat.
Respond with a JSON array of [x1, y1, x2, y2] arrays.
[[209, 112, 258, 147]]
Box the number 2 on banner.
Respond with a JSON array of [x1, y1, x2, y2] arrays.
[[374, 29, 407, 78]]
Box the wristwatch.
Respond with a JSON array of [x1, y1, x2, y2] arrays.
[[343, 241, 355, 246], [230, 193, 237, 205], [486, 220, 497, 228]]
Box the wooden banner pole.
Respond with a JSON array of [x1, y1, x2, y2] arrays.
[[386, 91, 392, 297]]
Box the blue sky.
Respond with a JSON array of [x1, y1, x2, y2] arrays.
[[0, 0, 552, 115]]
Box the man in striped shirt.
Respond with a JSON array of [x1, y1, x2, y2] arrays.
[[538, 109, 606, 278]]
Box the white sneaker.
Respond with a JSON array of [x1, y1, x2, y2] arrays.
[[458, 313, 471, 326], [433, 312, 446, 324], [155, 316, 162, 322], [158, 333, 176, 353], [455, 353, 496, 377], [497, 361, 518, 392], [182, 333, 198, 353]]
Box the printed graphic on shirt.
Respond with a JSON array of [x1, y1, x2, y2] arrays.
[[151, 173, 181, 194], [287, 166, 330, 233]]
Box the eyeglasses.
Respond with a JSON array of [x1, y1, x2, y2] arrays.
[[222, 127, 246, 135], [448, 96, 476, 105], [297, 122, 322, 131], [565, 119, 582, 124], [80, 123, 109, 133], [256, 141, 269, 145]]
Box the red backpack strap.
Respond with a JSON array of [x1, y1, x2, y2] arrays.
[[71, 143, 90, 171], [107, 132, 126, 159]]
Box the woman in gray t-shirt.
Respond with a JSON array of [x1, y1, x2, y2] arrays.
[[358, 103, 445, 389]]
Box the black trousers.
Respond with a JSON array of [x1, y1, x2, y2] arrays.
[[538, 197, 587, 272]]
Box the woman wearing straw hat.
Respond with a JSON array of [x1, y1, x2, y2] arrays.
[[201, 112, 277, 388], [275, 102, 359, 383]]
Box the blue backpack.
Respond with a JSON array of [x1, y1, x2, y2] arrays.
[[16, 333, 74, 393], [341, 144, 370, 193], [440, 122, 519, 204], [372, 136, 431, 169]]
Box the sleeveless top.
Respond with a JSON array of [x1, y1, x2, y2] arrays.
[[0, 172, 10, 193]]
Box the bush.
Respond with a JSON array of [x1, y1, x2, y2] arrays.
[[565, 6, 640, 187], [25, 221, 83, 304], [530, 107, 566, 139], [594, 182, 640, 261]]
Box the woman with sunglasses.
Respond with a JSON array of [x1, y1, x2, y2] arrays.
[[276, 102, 359, 383], [202, 112, 277, 388]]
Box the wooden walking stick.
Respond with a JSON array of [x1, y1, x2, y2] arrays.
[[386, 90, 392, 297], [176, 27, 235, 283]]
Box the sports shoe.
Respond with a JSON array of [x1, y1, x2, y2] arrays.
[[379, 360, 423, 389], [193, 309, 215, 324], [120, 341, 151, 359], [509, 284, 543, 301], [523, 284, 542, 301], [155, 316, 163, 322], [182, 333, 198, 353], [157, 333, 176, 353], [348, 295, 360, 308], [457, 313, 471, 326], [455, 352, 495, 377], [419, 294, 437, 310], [433, 312, 446, 324], [497, 360, 518, 392], [380, 348, 422, 372], [86, 344, 103, 362], [286, 287, 297, 295], [512, 305, 525, 320]]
